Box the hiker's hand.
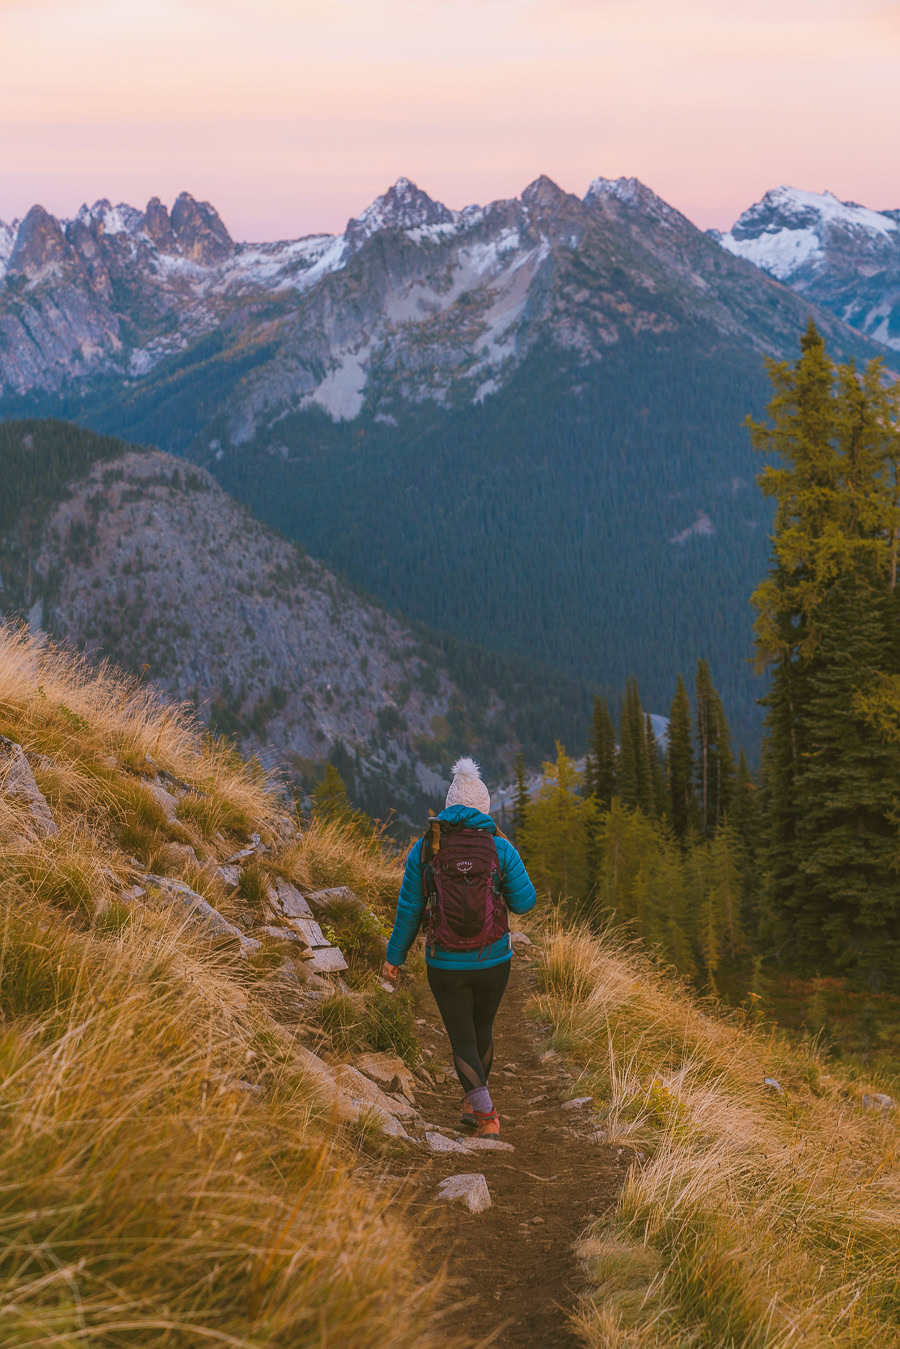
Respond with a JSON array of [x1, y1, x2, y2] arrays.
[[382, 961, 399, 983]]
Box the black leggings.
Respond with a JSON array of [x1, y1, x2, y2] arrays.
[[426, 960, 511, 1092]]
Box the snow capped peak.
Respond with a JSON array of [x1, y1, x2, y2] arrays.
[[718, 185, 898, 281], [73, 199, 144, 236], [583, 175, 685, 225], [345, 178, 456, 248]]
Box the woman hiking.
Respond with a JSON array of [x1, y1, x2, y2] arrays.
[[382, 757, 536, 1137]]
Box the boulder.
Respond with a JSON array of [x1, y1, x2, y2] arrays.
[[331, 1065, 419, 1119], [0, 737, 57, 837], [147, 780, 179, 822], [295, 1045, 411, 1138], [306, 885, 366, 916], [305, 946, 348, 974], [286, 917, 330, 948], [426, 1131, 470, 1154], [256, 925, 315, 955], [461, 1136, 515, 1152], [862, 1092, 896, 1115], [561, 1096, 593, 1111], [437, 1173, 491, 1214], [425, 1129, 513, 1154], [217, 864, 241, 889], [144, 874, 259, 953], [510, 930, 533, 947], [266, 875, 314, 919], [355, 1050, 418, 1103]]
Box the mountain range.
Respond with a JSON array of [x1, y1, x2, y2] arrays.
[[1, 176, 896, 756]]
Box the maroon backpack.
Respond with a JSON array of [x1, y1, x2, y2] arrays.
[[421, 818, 509, 955]]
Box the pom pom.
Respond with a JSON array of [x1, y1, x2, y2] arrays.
[[450, 756, 482, 780]]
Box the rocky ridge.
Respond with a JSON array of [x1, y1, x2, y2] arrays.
[[0, 174, 882, 447], [0, 422, 518, 818]]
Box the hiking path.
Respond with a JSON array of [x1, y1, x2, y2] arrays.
[[399, 936, 629, 1349]]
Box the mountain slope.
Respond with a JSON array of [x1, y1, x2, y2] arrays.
[[0, 420, 589, 817], [714, 184, 900, 350]]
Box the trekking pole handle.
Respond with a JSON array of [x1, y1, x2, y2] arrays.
[[381, 961, 399, 983]]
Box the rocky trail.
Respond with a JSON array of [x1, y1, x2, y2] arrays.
[[396, 938, 629, 1349]]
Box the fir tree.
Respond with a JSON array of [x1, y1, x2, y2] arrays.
[[617, 678, 643, 810], [589, 695, 617, 808], [667, 673, 695, 841]]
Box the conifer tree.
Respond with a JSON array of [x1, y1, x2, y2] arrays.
[[589, 695, 617, 808], [645, 712, 667, 819], [637, 710, 657, 818], [617, 678, 643, 810], [667, 674, 695, 840], [749, 323, 900, 976], [517, 743, 593, 902], [313, 762, 350, 818], [695, 659, 735, 834]]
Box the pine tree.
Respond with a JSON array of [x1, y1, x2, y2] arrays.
[[793, 575, 900, 978], [645, 713, 667, 819], [313, 762, 350, 818], [589, 695, 617, 808], [517, 743, 594, 902], [695, 659, 735, 835], [667, 674, 695, 841], [638, 710, 656, 818], [617, 678, 643, 810]]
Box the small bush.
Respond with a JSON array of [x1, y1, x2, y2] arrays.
[[361, 989, 420, 1066], [238, 859, 271, 909]]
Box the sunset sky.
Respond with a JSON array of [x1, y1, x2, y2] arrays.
[[2, 0, 899, 241]]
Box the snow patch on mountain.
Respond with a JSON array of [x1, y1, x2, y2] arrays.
[[0, 220, 18, 278], [670, 511, 716, 545]]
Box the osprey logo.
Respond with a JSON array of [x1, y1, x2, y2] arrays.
[[456, 860, 474, 873]]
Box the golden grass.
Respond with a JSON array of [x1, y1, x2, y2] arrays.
[[278, 813, 404, 911], [536, 921, 900, 1349], [0, 625, 449, 1348], [0, 624, 282, 839]]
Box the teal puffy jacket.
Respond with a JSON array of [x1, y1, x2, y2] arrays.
[[385, 805, 537, 970]]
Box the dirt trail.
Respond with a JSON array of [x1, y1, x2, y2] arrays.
[[403, 939, 628, 1349]]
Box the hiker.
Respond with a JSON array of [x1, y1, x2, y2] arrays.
[[382, 757, 536, 1137]]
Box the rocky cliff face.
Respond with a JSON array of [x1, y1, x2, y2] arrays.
[[714, 185, 900, 351], [0, 422, 517, 819], [0, 174, 881, 446]]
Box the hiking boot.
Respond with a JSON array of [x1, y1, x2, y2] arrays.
[[474, 1107, 500, 1137], [459, 1097, 477, 1129]]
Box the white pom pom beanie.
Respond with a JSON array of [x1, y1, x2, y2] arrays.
[[445, 756, 491, 814]]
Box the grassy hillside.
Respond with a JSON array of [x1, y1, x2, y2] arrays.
[[2, 623, 897, 1347], [538, 922, 900, 1347], [0, 623, 448, 1348]]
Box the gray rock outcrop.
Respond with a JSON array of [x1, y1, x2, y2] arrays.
[[0, 736, 57, 837]]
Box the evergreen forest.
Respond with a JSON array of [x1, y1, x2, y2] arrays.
[[511, 325, 900, 1071]]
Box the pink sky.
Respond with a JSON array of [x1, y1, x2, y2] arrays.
[[2, 0, 899, 240]]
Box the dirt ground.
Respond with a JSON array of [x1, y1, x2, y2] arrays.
[[400, 939, 629, 1349]]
